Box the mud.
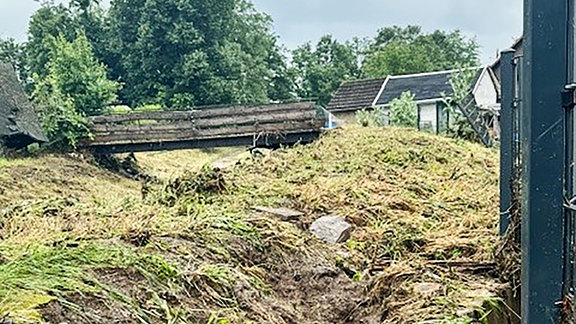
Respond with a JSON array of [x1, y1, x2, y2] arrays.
[[41, 293, 134, 324]]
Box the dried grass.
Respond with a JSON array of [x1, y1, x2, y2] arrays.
[[0, 125, 505, 323], [220, 126, 503, 322]]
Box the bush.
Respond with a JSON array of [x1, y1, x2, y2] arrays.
[[356, 106, 386, 127], [389, 91, 417, 127], [36, 89, 91, 150], [33, 31, 119, 151]]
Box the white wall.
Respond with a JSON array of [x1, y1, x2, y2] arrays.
[[474, 68, 499, 109], [418, 103, 437, 132]]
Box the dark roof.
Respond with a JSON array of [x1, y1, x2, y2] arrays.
[[0, 63, 47, 149], [326, 78, 386, 112], [375, 68, 483, 106]]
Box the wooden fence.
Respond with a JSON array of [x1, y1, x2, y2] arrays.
[[85, 101, 325, 153]]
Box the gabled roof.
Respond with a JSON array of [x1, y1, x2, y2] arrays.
[[375, 68, 484, 106], [326, 78, 386, 112]]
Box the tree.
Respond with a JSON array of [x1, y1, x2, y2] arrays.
[[0, 38, 26, 78], [389, 91, 418, 127], [34, 32, 119, 149], [36, 32, 119, 116], [291, 35, 360, 106], [106, 0, 291, 107], [362, 25, 480, 78], [27, 2, 79, 83], [442, 67, 481, 141]]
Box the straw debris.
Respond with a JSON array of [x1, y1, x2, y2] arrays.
[[0, 126, 505, 323]]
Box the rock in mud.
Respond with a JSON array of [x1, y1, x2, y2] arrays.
[[309, 215, 352, 244]]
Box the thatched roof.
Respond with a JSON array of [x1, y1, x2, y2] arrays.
[[0, 63, 47, 149]]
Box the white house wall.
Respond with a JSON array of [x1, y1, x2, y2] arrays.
[[418, 103, 437, 131], [473, 68, 499, 109]]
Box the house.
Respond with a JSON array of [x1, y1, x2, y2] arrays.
[[491, 37, 523, 83], [326, 66, 500, 135]]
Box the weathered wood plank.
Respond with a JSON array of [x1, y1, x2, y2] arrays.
[[91, 110, 318, 133], [90, 111, 195, 124], [193, 102, 315, 119], [89, 120, 324, 146], [90, 102, 316, 125]]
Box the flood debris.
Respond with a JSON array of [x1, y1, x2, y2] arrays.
[[253, 206, 304, 221], [0, 126, 504, 323], [309, 215, 353, 243]]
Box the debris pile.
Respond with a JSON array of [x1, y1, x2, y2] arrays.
[[0, 126, 505, 323]]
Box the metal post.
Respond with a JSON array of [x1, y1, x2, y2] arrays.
[[522, 0, 568, 322], [500, 49, 516, 236]]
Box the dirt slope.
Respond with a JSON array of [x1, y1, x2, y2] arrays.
[[0, 126, 505, 323]]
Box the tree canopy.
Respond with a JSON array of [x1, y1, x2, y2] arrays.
[[362, 25, 480, 78], [291, 35, 361, 106]]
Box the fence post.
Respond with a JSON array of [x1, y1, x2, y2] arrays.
[[500, 49, 516, 236], [522, 0, 568, 322]]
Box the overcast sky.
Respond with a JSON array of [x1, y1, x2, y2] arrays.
[[0, 0, 523, 64]]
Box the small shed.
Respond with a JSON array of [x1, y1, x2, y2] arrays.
[[0, 63, 47, 150]]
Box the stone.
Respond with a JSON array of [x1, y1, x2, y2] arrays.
[[253, 206, 304, 221], [309, 215, 352, 244]]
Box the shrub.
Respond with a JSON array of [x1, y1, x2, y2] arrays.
[[36, 88, 91, 150], [356, 106, 386, 127], [33, 31, 119, 151], [389, 91, 417, 127]]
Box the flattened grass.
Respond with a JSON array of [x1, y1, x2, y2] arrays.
[[0, 126, 503, 323]]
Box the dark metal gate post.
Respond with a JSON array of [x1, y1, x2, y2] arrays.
[[500, 49, 516, 236], [522, 0, 568, 322]]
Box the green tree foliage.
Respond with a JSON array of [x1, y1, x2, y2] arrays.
[[362, 25, 480, 78], [291, 35, 360, 106], [0, 38, 25, 78], [389, 91, 418, 127], [38, 32, 119, 116], [106, 0, 292, 107], [26, 2, 79, 82], [34, 32, 119, 149]]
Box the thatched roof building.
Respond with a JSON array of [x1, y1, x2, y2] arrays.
[[0, 63, 47, 149]]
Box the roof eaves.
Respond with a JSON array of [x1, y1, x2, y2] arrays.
[[472, 66, 488, 94], [380, 97, 447, 108], [371, 76, 390, 107]]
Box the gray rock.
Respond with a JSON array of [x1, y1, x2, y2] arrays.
[[309, 215, 352, 244]]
